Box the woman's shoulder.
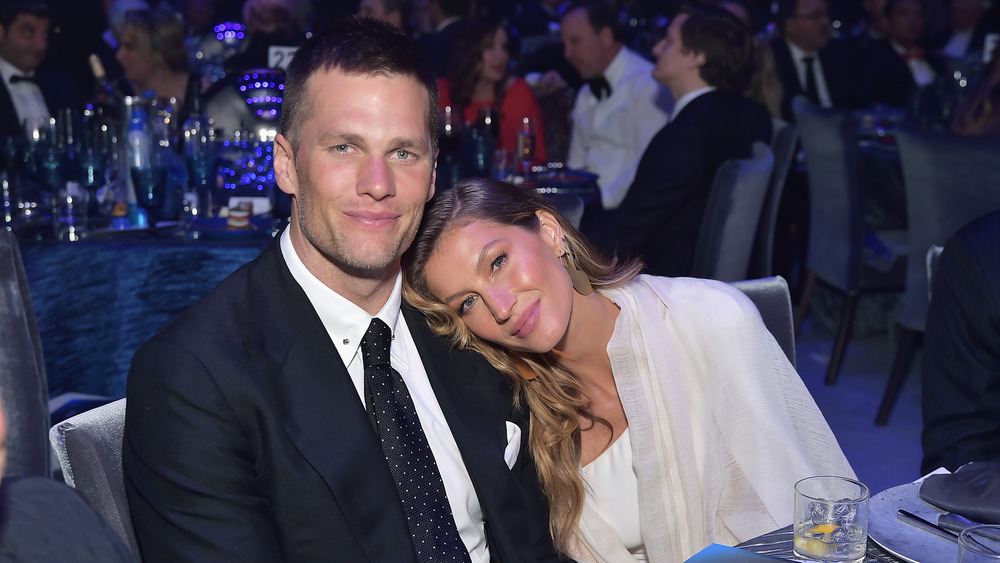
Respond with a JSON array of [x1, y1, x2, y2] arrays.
[[629, 275, 756, 317], [504, 76, 536, 99]]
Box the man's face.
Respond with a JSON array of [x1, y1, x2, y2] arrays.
[[273, 68, 436, 283], [561, 8, 614, 79], [887, 0, 925, 47], [0, 14, 50, 73], [784, 0, 831, 53], [651, 13, 701, 91]]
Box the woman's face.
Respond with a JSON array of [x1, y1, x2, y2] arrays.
[[479, 27, 510, 86], [116, 27, 157, 85], [423, 211, 577, 354]]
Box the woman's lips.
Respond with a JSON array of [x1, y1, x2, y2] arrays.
[[511, 301, 539, 338]]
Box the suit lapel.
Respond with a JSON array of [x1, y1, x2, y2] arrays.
[[403, 305, 529, 560], [0, 82, 21, 138], [244, 242, 416, 561]]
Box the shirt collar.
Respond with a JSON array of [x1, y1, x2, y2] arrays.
[[671, 86, 715, 121], [436, 16, 461, 32], [601, 45, 628, 88], [786, 39, 817, 62], [279, 228, 403, 369], [0, 56, 34, 86]]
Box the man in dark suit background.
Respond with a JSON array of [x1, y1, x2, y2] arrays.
[[770, 0, 869, 121], [921, 210, 1000, 474], [418, 0, 469, 77], [860, 0, 947, 108], [588, 2, 771, 278], [123, 17, 561, 563], [0, 0, 79, 140]]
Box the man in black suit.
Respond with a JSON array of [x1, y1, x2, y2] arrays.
[[770, 0, 869, 121], [588, 3, 772, 278], [921, 210, 1000, 474], [861, 0, 947, 108], [123, 18, 562, 563], [418, 0, 469, 77], [0, 0, 79, 140]]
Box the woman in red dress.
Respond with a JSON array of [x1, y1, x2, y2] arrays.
[[438, 19, 547, 164]]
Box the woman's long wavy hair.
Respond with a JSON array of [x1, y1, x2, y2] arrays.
[[447, 19, 509, 118], [403, 178, 642, 554]]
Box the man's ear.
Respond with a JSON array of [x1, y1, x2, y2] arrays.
[[272, 133, 297, 196], [598, 25, 615, 48]]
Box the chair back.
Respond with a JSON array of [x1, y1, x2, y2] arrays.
[[896, 127, 1000, 331], [49, 398, 138, 556], [792, 96, 865, 291], [750, 119, 799, 278], [0, 230, 50, 478], [691, 142, 775, 282], [731, 276, 797, 367]]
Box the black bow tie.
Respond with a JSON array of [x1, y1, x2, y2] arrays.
[[587, 76, 612, 100], [10, 74, 37, 85]]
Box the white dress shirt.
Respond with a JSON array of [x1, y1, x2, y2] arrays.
[[669, 86, 716, 123], [891, 40, 937, 87], [567, 46, 673, 209], [280, 230, 489, 562], [787, 40, 833, 108], [0, 56, 50, 135], [942, 29, 974, 59]]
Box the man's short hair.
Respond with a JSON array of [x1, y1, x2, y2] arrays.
[[279, 16, 440, 152], [678, 3, 757, 92], [562, 0, 623, 43], [0, 0, 50, 29], [774, 0, 801, 35]]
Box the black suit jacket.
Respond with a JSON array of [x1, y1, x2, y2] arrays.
[[858, 38, 948, 109], [588, 89, 772, 277], [123, 234, 561, 562], [419, 19, 470, 78], [770, 37, 870, 122], [0, 67, 80, 140], [921, 210, 1000, 474]]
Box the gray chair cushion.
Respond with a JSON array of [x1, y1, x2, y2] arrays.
[[49, 398, 138, 556], [692, 142, 775, 282], [895, 127, 1000, 331], [731, 276, 797, 367]]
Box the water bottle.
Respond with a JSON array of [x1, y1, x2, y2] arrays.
[[127, 107, 151, 170]]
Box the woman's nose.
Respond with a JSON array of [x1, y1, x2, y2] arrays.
[[485, 286, 515, 322]]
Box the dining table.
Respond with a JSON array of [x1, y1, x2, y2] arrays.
[[16, 220, 278, 400], [737, 525, 901, 562]]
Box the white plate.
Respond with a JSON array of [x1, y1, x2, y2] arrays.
[[868, 481, 958, 562]]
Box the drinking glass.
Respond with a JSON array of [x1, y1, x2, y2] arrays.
[[793, 476, 870, 562], [960, 525, 1000, 562], [131, 165, 168, 228]]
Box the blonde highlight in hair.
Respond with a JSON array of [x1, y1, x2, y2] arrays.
[[402, 178, 642, 553]]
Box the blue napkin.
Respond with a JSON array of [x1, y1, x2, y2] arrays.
[[919, 461, 1000, 525]]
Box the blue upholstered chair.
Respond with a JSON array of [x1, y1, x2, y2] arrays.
[[876, 127, 1000, 424], [691, 142, 775, 282], [791, 96, 906, 388]]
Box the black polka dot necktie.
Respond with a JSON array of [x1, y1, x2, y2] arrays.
[[361, 318, 471, 562]]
